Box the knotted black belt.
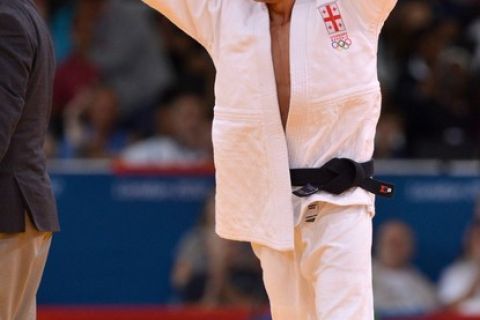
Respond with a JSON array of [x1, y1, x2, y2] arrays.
[[290, 158, 394, 198]]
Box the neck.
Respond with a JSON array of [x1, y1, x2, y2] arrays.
[[267, 0, 295, 24]]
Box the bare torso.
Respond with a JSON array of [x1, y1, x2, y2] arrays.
[[270, 17, 291, 129]]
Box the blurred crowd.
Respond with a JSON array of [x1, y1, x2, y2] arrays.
[[171, 193, 268, 308], [371, 200, 480, 319], [38, 0, 215, 164], [34, 0, 479, 163], [30, 0, 480, 318], [171, 194, 480, 319], [377, 0, 480, 159]]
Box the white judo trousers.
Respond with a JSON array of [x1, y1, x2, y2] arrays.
[[252, 202, 373, 320]]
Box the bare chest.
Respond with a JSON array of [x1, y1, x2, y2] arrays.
[[270, 23, 291, 129]]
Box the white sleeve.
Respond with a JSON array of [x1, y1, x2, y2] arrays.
[[142, 0, 223, 50], [353, 0, 397, 33]]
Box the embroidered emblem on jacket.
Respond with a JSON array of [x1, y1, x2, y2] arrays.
[[319, 1, 352, 50]]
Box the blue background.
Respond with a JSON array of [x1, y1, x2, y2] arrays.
[[38, 171, 480, 304]]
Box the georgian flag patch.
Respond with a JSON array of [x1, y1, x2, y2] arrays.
[[319, 1, 352, 50]]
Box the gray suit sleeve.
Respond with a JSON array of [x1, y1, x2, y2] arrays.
[[0, 11, 32, 161]]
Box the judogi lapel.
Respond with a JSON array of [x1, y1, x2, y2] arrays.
[[142, 0, 397, 250]]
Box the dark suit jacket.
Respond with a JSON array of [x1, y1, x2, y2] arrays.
[[0, 0, 59, 232]]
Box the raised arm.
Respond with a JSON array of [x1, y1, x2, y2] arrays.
[[352, 0, 397, 33], [0, 11, 32, 161], [142, 0, 223, 50]]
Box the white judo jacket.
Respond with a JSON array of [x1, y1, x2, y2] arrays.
[[143, 0, 397, 250]]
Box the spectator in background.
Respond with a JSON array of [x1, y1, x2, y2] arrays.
[[154, 17, 216, 107], [374, 112, 406, 159], [377, 0, 434, 91], [41, 0, 480, 160], [438, 220, 480, 316], [171, 194, 266, 307], [405, 44, 476, 158], [52, 0, 100, 138], [376, 0, 480, 159], [88, 0, 173, 129], [121, 92, 212, 166], [60, 85, 129, 158], [373, 221, 438, 316]]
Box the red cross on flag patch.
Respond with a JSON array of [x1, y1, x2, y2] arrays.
[[320, 2, 345, 34], [319, 1, 352, 50]]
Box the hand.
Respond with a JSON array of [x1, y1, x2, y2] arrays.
[[63, 87, 95, 121]]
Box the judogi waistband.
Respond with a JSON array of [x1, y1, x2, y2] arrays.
[[290, 158, 394, 198]]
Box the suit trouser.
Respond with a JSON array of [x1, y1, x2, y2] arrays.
[[252, 202, 374, 320], [0, 214, 52, 320]]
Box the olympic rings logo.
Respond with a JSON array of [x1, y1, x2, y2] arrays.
[[331, 37, 352, 50]]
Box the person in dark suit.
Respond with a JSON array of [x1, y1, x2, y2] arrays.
[[0, 0, 60, 319]]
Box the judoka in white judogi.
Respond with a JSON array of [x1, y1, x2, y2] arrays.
[[142, 0, 397, 318]]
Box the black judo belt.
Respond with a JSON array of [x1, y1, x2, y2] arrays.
[[290, 158, 394, 198]]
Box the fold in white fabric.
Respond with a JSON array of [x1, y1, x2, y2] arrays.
[[142, 0, 397, 250]]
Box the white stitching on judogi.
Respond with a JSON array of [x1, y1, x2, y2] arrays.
[[142, 0, 397, 250]]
